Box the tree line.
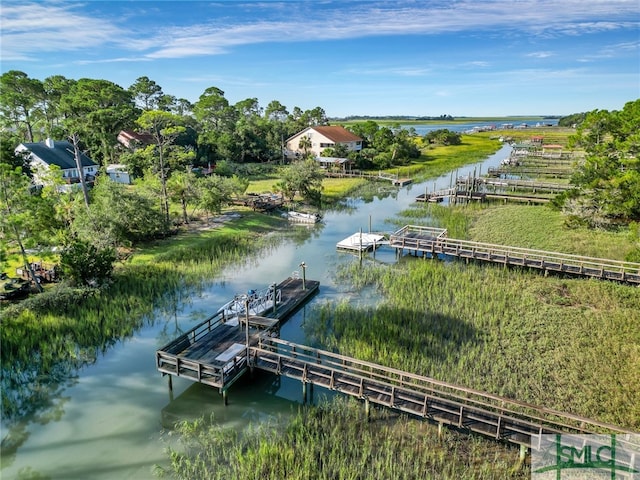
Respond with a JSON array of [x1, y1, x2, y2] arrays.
[[0, 71, 432, 287], [0, 71, 331, 167]]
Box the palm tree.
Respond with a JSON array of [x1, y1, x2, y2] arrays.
[[298, 135, 312, 159]]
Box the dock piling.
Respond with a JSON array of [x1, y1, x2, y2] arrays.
[[299, 262, 306, 290], [272, 283, 277, 314]]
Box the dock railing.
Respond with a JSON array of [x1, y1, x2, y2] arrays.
[[251, 337, 636, 446], [156, 310, 235, 386], [389, 226, 640, 284], [217, 286, 282, 318]]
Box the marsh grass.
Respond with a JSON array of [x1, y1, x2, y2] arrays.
[[341, 201, 640, 428], [321, 177, 368, 203], [0, 213, 287, 424], [395, 202, 637, 260], [388, 135, 502, 182], [305, 259, 640, 429], [157, 397, 529, 480]]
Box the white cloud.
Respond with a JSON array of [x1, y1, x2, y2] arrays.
[[144, 1, 639, 59], [0, 3, 128, 61], [346, 66, 432, 77], [526, 52, 554, 59], [74, 57, 152, 65], [2, 1, 638, 61], [467, 61, 491, 68]]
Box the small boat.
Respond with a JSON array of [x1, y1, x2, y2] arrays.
[[283, 211, 322, 224], [216, 285, 282, 323]]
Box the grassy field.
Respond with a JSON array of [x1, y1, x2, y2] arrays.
[[467, 204, 636, 259]]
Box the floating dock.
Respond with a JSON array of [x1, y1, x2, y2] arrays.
[[336, 232, 387, 252], [156, 277, 319, 399]]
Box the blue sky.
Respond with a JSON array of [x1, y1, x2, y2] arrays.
[[1, 1, 638, 117]]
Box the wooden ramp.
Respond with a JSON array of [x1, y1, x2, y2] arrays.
[[250, 337, 636, 447], [416, 189, 551, 204], [389, 225, 640, 284]]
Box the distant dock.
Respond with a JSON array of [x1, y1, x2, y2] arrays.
[[389, 225, 640, 284]]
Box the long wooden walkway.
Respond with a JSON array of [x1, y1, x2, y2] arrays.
[[416, 190, 551, 204], [487, 166, 572, 178], [455, 177, 572, 193], [389, 225, 640, 284], [251, 337, 636, 446]]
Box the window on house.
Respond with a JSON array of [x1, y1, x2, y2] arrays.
[[320, 143, 333, 148]]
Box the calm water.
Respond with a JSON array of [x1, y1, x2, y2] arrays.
[[404, 118, 559, 135], [1, 144, 512, 480]]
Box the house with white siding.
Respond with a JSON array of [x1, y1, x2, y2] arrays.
[[285, 126, 362, 159], [15, 138, 98, 190]]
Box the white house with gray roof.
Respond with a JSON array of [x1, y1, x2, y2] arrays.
[[15, 138, 98, 189]]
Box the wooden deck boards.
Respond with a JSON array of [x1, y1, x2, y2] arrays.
[[389, 225, 640, 284], [156, 277, 319, 390], [181, 325, 241, 364]]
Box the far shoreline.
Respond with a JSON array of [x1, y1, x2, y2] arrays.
[[333, 115, 560, 125]]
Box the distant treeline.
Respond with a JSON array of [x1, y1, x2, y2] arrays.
[[333, 114, 455, 122]]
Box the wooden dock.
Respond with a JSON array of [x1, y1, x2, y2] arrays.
[[156, 277, 319, 396], [416, 189, 551, 204], [156, 272, 637, 455], [389, 225, 640, 284], [232, 193, 284, 211], [324, 170, 412, 186], [486, 166, 573, 179], [455, 177, 572, 193], [251, 337, 637, 447]]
